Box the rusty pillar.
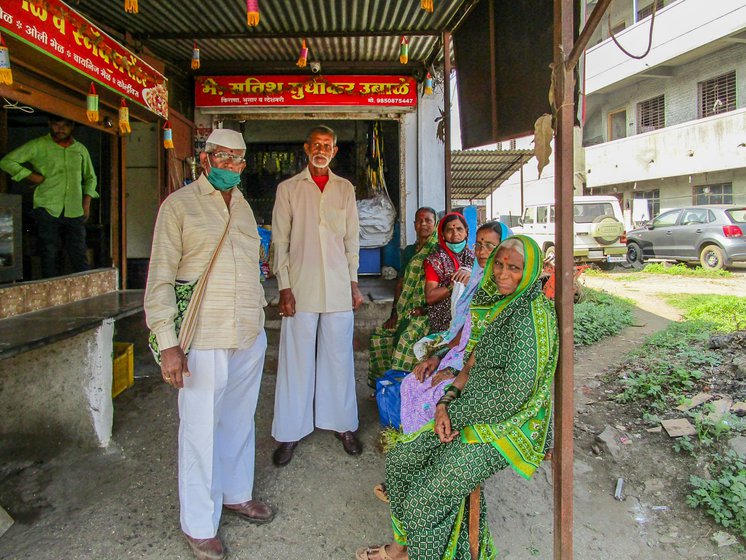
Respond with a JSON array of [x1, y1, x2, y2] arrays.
[[553, 0, 576, 557], [443, 31, 453, 212]]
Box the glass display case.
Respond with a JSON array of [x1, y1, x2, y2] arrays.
[[0, 194, 23, 283]]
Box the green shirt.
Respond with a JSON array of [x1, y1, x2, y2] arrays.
[[0, 134, 98, 218]]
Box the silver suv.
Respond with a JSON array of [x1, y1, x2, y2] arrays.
[[512, 196, 627, 267], [626, 205, 746, 270]]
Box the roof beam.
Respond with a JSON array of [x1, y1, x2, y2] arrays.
[[193, 59, 426, 75], [133, 30, 442, 41]]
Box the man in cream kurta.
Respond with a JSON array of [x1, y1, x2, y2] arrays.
[[145, 129, 274, 560], [271, 125, 364, 467]]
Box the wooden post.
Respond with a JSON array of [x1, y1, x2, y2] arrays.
[[553, 0, 576, 557], [443, 31, 452, 212]]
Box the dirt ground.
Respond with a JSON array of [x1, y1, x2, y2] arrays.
[[0, 270, 745, 559]]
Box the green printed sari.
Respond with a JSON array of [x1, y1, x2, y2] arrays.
[[368, 232, 439, 387], [384, 235, 558, 559]]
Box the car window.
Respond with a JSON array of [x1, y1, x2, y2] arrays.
[[573, 203, 616, 224], [537, 206, 548, 224], [652, 209, 681, 228], [522, 207, 535, 224], [726, 208, 746, 223], [682, 208, 707, 225]]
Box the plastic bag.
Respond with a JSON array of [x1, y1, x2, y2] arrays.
[[357, 192, 396, 248], [258, 227, 271, 280], [375, 369, 408, 429]]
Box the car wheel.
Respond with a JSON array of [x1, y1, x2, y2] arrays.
[[544, 245, 555, 265], [597, 261, 617, 272], [699, 244, 725, 270], [626, 242, 644, 267]]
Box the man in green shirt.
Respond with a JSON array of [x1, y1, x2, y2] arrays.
[[0, 115, 98, 277]]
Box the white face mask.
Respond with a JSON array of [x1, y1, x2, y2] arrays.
[[311, 153, 332, 169]]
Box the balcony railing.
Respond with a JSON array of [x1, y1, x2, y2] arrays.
[[584, 107, 746, 187], [585, 0, 746, 95]]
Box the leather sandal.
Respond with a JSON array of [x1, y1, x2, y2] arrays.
[[373, 483, 389, 503], [356, 544, 393, 560]]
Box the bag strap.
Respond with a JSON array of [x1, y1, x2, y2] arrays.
[[177, 210, 233, 352]]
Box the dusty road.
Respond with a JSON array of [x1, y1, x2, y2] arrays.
[[0, 272, 744, 559]]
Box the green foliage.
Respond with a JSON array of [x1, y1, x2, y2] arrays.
[[640, 262, 732, 278], [573, 288, 634, 346], [673, 436, 695, 455], [664, 294, 746, 332], [687, 452, 746, 538], [613, 321, 721, 410]]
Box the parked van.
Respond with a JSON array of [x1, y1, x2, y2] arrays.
[[512, 196, 627, 266]]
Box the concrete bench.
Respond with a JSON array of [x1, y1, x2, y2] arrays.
[[0, 290, 144, 448]]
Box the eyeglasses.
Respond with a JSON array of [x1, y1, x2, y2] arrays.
[[209, 151, 246, 164], [474, 241, 498, 251]]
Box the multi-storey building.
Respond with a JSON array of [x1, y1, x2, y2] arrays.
[[488, 0, 746, 228]]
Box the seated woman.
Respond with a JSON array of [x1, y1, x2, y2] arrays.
[[400, 221, 512, 434], [357, 236, 558, 560], [424, 213, 475, 333], [368, 207, 439, 389]]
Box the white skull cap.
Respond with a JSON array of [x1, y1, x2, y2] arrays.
[[206, 129, 246, 150]]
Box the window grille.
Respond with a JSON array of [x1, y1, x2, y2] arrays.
[[509, 139, 517, 150], [634, 189, 660, 218], [693, 183, 733, 205], [637, 0, 664, 20], [698, 71, 736, 118], [637, 95, 665, 133]]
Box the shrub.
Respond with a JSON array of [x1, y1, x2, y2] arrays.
[[688, 451, 746, 538], [573, 289, 634, 346]]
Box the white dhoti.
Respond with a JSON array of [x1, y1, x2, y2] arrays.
[[178, 331, 267, 539], [272, 311, 358, 442]]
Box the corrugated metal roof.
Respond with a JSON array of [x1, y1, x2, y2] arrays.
[[451, 149, 535, 200], [73, 0, 473, 74]]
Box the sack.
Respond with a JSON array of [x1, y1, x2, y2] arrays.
[[357, 192, 396, 248], [148, 280, 196, 365], [375, 369, 408, 429]]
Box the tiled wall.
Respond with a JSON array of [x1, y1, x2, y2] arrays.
[[0, 268, 118, 320]]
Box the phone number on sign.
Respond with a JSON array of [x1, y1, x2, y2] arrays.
[[375, 98, 414, 104]]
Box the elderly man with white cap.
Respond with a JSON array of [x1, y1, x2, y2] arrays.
[[145, 128, 274, 560]]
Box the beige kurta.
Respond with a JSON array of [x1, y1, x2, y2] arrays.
[[144, 174, 266, 351], [272, 167, 359, 313]]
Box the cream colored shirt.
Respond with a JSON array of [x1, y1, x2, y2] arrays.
[[144, 175, 266, 351], [272, 167, 359, 313]]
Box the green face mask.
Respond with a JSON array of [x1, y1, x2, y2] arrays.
[[446, 239, 467, 254], [207, 166, 241, 191]]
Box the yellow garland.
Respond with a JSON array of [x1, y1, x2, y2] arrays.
[[124, 0, 138, 14]]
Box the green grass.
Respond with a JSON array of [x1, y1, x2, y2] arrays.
[[573, 288, 635, 346], [640, 263, 732, 278], [663, 294, 746, 332], [611, 262, 733, 280]]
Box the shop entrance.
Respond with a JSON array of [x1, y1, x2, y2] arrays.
[[0, 106, 113, 282], [234, 118, 403, 274]]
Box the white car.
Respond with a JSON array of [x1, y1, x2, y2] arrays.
[[512, 196, 627, 267]]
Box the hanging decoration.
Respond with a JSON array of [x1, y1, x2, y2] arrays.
[[424, 72, 433, 95], [296, 39, 308, 68], [399, 36, 409, 65], [163, 121, 174, 149], [191, 42, 201, 70], [420, 0, 434, 13], [0, 33, 12, 86], [247, 0, 260, 26], [118, 98, 131, 135], [86, 83, 99, 122], [124, 0, 138, 14]]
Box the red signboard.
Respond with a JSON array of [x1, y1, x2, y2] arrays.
[[0, 0, 168, 118], [195, 75, 418, 109]]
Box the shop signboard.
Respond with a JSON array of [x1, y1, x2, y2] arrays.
[[0, 0, 168, 118], [195, 75, 417, 109]]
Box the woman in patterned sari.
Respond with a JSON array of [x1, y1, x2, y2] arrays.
[[367, 212, 439, 388], [424, 213, 475, 333], [356, 236, 558, 560]]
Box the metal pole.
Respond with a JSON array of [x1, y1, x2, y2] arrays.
[[553, 0, 576, 557], [443, 31, 453, 212]]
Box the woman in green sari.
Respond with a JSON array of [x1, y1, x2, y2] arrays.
[[357, 235, 558, 560]]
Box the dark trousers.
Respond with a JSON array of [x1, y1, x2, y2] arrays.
[[34, 208, 89, 278]]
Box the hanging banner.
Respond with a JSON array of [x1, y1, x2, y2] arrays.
[[195, 75, 418, 108], [0, 0, 168, 118]]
